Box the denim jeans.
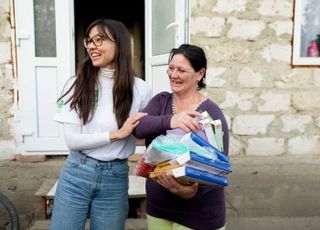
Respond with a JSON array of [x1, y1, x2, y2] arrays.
[[50, 151, 129, 230]]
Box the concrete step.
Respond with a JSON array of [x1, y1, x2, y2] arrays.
[[29, 218, 147, 230]]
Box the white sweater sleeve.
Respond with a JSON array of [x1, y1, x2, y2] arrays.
[[63, 123, 111, 150]]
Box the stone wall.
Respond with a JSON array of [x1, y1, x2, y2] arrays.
[[0, 0, 15, 160], [190, 0, 320, 156], [1, 0, 320, 159]]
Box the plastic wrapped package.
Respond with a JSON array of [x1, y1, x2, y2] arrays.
[[145, 133, 189, 164], [189, 132, 229, 163], [179, 132, 217, 160]]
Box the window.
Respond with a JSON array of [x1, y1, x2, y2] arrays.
[[292, 0, 320, 66], [152, 0, 175, 56]]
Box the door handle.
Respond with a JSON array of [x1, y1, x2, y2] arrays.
[[165, 22, 179, 31], [16, 31, 30, 47], [21, 129, 33, 143]]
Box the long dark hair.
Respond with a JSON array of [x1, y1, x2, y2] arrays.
[[168, 44, 207, 90], [59, 19, 134, 127]]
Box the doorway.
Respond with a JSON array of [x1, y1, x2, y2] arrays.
[[14, 0, 188, 154], [74, 1, 145, 78]]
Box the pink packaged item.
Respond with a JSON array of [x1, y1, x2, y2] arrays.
[[135, 153, 155, 178]]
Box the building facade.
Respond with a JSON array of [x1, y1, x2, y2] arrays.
[[1, 0, 320, 159]]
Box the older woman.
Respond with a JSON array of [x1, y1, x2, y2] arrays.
[[134, 44, 229, 230]]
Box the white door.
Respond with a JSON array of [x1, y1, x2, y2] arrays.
[[15, 0, 75, 154], [145, 0, 189, 95]]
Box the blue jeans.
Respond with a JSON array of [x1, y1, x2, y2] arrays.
[[50, 151, 129, 230]]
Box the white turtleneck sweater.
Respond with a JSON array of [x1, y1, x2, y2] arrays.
[[54, 68, 152, 161]]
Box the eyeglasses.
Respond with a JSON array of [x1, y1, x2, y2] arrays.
[[83, 34, 105, 48]]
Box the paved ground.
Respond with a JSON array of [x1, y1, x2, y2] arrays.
[[227, 217, 320, 230], [1, 155, 320, 229], [225, 155, 320, 230], [29, 217, 320, 230]]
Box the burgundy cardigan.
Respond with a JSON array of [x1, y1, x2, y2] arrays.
[[133, 92, 229, 230]]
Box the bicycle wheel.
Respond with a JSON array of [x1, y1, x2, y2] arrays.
[[0, 192, 20, 230]]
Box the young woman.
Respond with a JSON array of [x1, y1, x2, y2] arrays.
[[50, 19, 151, 230], [134, 44, 229, 230]]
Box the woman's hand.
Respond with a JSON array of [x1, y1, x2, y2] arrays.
[[156, 172, 199, 199], [110, 112, 147, 141], [170, 111, 202, 132]]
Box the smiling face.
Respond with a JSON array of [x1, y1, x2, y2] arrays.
[[86, 26, 116, 69], [167, 54, 204, 95]]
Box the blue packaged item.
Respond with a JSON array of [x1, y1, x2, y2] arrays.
[[190, 132, 229, 163], [175, 151, 232, 175], [172, 165, 228, 186], [180, 133, 217, 160]]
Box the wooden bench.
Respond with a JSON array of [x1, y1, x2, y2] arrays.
[[35, 175, 146, 219]]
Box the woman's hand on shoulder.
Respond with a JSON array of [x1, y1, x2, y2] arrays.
[[170, 110, 202, 132], [110, 112, 147, 141], [156, 172, 198, 199]]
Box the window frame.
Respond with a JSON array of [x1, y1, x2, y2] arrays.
[[292, 0, 320, 66]]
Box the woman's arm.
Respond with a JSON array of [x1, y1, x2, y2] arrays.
[[133, 92, 203, 139], [64, 112, 147, 150], [133, 93, 173, 139], [64, 123, 110, 150]]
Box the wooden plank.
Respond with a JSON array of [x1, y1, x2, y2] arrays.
[[128, 175, 146, 198], [35, 179, 57, 197], [35, 179, 58, 219], [35, 175, 146, 220], [44, 176, 146, 198], [47, 180, 58, 198]]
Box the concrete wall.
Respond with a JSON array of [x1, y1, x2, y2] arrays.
[[1, 0, 320, 159]]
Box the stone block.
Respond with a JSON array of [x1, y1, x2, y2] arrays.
[[281, 114, 312, 133], [237, 67, 263, 88], [15, 155, 46, 162], [232, 115, 275, 135], [269, 20, 293, 36], [227, 17, 265, 40], [190, 17, 225, 37], [258, 91, 290, 112], [246, 138, 285, 156], [261, 44, 291, 63], [288, 136, 320, 155], [212, 0, 247, 13], [258, 0, 292, 17]]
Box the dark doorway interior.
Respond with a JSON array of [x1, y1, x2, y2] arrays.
[[74, 1, 145, 79]]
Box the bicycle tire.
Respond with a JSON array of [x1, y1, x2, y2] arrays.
[[0, 192, 20, 230]]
